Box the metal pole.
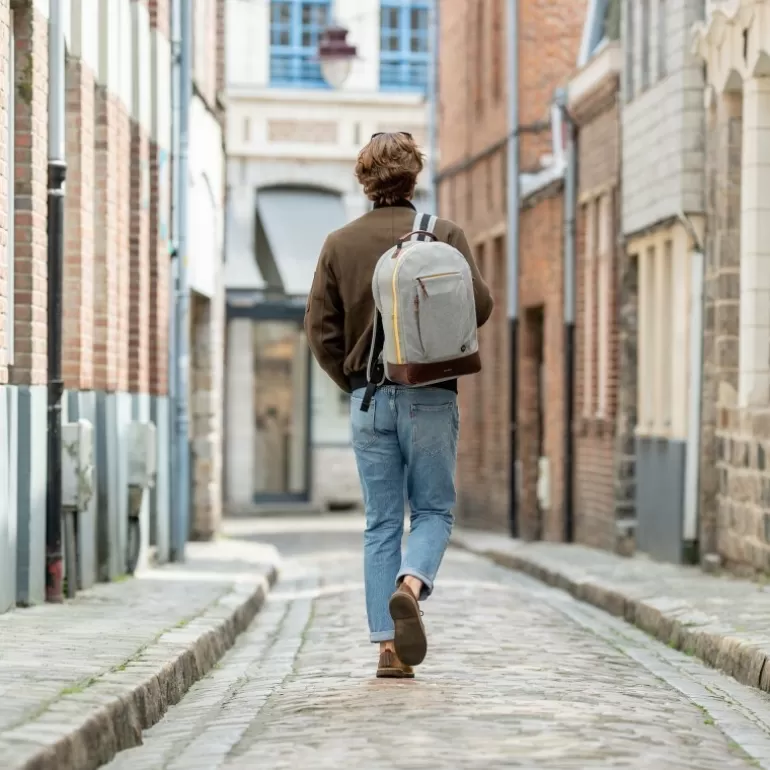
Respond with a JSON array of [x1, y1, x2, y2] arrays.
[[45, 0, 67, 601], [506, 0, 520, 538], [556, 89, 576, 544], [168, 0, 181, 559], [173, 0, 193, 559], [427, 0, 439, 213]]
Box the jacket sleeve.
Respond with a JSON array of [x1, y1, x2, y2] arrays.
[[304, 237, 349, 392], [450, 226, 495, 328]]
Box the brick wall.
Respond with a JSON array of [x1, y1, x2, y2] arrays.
[[129, 125, 150, 393], [519, 0, 585, 172], [11, 4, 48, 387], [518, 188, 565, 541], [93, 88, 120, 392], [63, 57, 95, 391], [116, 103, 131, 393], [440, 0, 583, 534], [572, 81, 633, 553], [149, 144, 169, 395]]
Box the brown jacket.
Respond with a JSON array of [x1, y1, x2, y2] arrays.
[[304, 201, 494, 392]]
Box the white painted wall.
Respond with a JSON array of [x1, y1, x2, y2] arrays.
[[622, 0, 706, 236], [189, 97, 225, 299]]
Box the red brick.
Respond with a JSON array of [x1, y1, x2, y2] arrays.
[[439, 0, 584, 536], [63, 58, 95, 390], [10, 4, 48, 387], [129, 124, 150, 393]]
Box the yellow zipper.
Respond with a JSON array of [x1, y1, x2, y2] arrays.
[[418, 271, 461, 280], [391, 244, 418, 365]]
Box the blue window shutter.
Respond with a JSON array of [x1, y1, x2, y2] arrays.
[[380, 0, 430, 93], [269, 0, 333, 88]]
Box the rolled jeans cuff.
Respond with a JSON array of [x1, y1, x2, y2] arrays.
[[396, 568, 434, 601]]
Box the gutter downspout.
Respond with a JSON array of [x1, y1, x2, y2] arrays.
[[427, 0, 439, 213], [171, 0, 193, 560], [506, 0, 520, 537], [679, 211, 704, 562], [168, 0, 180, 560], [556, 88, 576, 544], [45, 0, 67, 602]]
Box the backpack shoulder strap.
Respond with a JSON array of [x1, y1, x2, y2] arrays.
[[411, 212, 435, 241], [361, 307, 386, 412]]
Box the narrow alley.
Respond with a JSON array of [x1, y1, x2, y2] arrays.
[[99, 517, 770, 770]]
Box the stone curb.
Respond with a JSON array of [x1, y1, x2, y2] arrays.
[[453, 538, 770, 696], [2, 565, 279, 770]]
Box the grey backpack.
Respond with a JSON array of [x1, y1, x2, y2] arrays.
[[360, 212, 480, 412]]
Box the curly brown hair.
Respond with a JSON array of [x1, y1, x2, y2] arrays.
[[355, 132, 425, 205]]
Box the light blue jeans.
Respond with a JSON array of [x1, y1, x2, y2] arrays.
[[350, 385, 459, 643]]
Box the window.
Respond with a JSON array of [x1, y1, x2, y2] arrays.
[[269, 0, 331, 88], [625, 0, 634, 101], [7, 11, 14, 365], [380, 0, 430, 92], [596, 193, 612, 417], [492, 0, 503, 102], [637, 235, 677, 435], [475, 0, 485, 114], [582, 192, 613, 419], [640, 0, 650, 91], [657, 0, 666, 79]]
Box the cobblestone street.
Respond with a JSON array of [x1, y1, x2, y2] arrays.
[[102, 518, 770, 770]]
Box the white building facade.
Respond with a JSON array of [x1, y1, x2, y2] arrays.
[[224, 0, 433, 511]]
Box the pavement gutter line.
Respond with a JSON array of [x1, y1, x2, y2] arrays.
[[452, 535, 770, 698], [4, 565, 279, 770]]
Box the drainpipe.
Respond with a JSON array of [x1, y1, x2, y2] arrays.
[[678, 211, 704, 562], [45, 0, 67, 602], [168, 0, 181, 558], [555, 88, 576, 544], [171, 0, 193, 559], [427, 0, 439, 212], [506, 0, 520, 537]]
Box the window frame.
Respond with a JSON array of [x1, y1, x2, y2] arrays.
[[379, 0, 431, 93], [269, 0, 333, 89]]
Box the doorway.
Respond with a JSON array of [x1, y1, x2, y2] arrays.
[[252, 319, 311, 502], [525, 305, 545, 540]]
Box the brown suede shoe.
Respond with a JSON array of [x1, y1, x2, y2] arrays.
[[376, 649, 414, 679], [389, 583, 427, 666]]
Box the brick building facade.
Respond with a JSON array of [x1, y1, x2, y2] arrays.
[[567, 2, 634, 554], [438, 0, 584, 537], [0, 0, 226, 614]]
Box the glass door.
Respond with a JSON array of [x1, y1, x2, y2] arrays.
[[252, 320, 310, 501]]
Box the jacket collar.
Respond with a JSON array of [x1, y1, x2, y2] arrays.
[[372, 198, 416, 211]]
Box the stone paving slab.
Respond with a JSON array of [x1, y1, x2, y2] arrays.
[[453, 528, 770, 695], [0, 538, 280, 770]]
